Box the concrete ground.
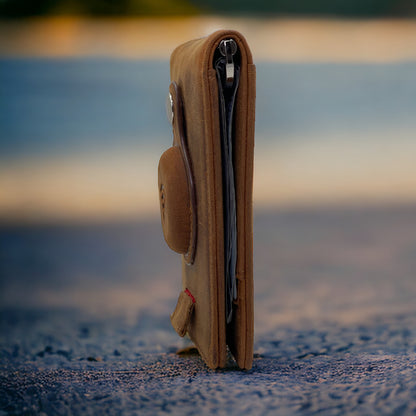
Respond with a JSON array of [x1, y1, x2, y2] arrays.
[[1, 205, 416, 415]]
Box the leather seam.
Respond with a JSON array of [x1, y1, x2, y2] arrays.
[[180, 145, 193, 263], [207, 70, 221, 368]]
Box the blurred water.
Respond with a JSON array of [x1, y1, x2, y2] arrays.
[[1, 57, 416, 221], [1, 58, 416, 158], [0, 59, 169, 157]]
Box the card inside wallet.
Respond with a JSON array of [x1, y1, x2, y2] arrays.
[[214, 39, 241, 325]]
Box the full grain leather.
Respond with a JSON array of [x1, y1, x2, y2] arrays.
[[158, 82, 197, 262], [163, 30, 255, 369], [158, 146, 191, 254], [170, 289, 196, 337]]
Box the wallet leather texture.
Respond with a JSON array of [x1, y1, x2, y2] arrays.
[[158, 30, 255, 369]]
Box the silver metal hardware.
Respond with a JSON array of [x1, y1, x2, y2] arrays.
[[219, 39, 237, 86], [166, 92, 174, 125]]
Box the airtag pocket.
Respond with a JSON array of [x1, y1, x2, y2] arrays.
[[158, 146, 191, 255]]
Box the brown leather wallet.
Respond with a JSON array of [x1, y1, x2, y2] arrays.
[[158, 30, 255, 369]]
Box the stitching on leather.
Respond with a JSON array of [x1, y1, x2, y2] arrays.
[[243, 63, 256, 368], [208, 69, 223, 367]]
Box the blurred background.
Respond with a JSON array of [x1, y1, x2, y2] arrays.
[[2, 4, 416, 413], [1, 0, 416, 347], [1, 0, 416, 225]]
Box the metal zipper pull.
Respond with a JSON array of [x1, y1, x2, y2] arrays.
[[219, 39, 237, 87]]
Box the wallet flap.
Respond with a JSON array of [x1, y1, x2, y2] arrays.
[[170, 289, 196, 337]]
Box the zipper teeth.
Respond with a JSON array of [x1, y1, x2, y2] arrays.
[[216, 38, 239, 324]]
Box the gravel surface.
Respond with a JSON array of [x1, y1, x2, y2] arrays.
[[1, 205, 416, 415]]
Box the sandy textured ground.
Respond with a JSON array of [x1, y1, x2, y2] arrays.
[[1, 205, 416, 415]]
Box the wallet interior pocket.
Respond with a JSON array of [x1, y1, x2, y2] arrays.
[[214, 39, 241, 325]]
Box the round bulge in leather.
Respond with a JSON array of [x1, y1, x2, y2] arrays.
[[158, 146, 191, 255]]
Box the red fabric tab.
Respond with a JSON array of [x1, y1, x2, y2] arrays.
[[184, 288, 196, 304]]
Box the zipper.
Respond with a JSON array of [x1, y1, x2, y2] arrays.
[[218, 39, 237, 87], [215, 38, 240, 324]]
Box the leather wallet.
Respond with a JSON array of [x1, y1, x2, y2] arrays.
[[158, 30, 255, 369]]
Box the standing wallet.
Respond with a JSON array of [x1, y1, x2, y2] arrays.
[[157, 30, 255, 369]]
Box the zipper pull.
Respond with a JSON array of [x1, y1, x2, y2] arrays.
[[219, 39, 237, 87]]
